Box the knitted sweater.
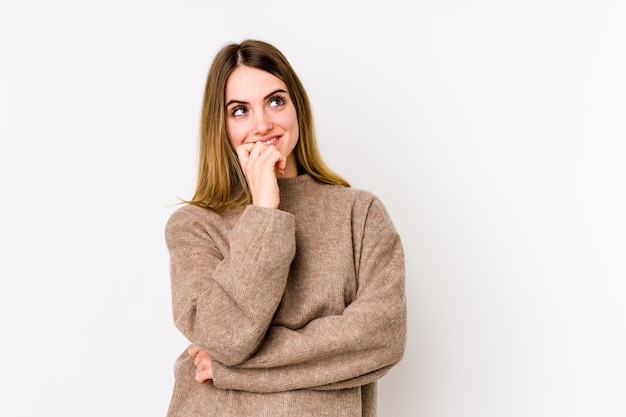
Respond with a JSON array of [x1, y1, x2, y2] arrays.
[[165, 174, 407, 417]]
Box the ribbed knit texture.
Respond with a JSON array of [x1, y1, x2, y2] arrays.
[[165, 174, 407, 417]]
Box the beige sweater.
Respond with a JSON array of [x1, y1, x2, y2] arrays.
[[165, 174, 407, 417]]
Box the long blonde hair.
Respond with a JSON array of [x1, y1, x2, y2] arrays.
[[187, 39, 349, 211]]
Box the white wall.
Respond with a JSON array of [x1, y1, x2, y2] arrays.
[[1, 1, 625, 416]]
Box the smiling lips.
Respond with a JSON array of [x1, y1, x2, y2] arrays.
[[262, 137, 278, 146], [247, 136, 279, 148]]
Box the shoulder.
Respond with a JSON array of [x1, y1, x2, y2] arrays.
[[330, 183, 388, 214], [313, 181, 393, 225], [304, 176, 381, 205], [166, 204, 214, 230], [334, 186, 399, 236], [165, 204, 238, 245]]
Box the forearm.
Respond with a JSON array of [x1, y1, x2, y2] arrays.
[[211, 294, 405, 392], [212, 198, 407, 392], [167, 205, 296, 365], [212, 260, 407, 391]]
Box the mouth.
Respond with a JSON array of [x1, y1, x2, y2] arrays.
[[262, 136, 279, 146]]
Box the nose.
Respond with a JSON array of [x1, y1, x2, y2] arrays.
[[252, 111, 273, 135]]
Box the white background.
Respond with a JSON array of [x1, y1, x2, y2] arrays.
[[1, 1, 625, 416]]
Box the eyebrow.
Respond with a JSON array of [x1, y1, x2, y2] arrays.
[[225, 89, 288, 108]]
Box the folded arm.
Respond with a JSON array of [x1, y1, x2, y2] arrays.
[[166, 205, 296, 365], [210, 197, 407, 392]]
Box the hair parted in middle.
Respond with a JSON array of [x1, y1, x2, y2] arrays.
[[188, 39, 349, 211]]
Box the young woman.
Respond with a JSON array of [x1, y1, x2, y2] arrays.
[[165, 39, 406, 417]]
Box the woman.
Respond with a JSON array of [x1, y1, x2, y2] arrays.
[[165, 39, 406, 417]]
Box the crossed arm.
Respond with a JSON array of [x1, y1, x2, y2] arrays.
[[181, 197, 407, 392]]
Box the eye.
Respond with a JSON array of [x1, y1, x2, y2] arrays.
[[230, 105, 247, 117], [268, 95, 287, 108]]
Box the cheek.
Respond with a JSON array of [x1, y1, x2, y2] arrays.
[[282, 108, 299, 136], [291, 116, 300, 142]]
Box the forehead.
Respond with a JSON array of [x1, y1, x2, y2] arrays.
[[225, 66, 288, 100]]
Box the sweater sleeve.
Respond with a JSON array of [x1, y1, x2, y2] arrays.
[[165, 205, 296, 366], [211, 197, 407, 392]]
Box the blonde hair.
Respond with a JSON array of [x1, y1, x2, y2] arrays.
[[187, 39, 349, 211]]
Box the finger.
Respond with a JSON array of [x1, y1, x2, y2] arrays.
[[187, 344, 199, 357], [195, 366, 213, 383], [194, 349, 211, 365], [235, 143, 254, 168], [256, 146, 287, 174], [239, 142, 272, 178], [196, 371, 211, 383], [248, 141, 267, 160], [236, 143, 254, 155], [276, 154, 287, 175], [195, 361, 213, 382], [195, 367, 206, 382]]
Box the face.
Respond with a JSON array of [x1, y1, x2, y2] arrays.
[[225, 65, 299, 174]]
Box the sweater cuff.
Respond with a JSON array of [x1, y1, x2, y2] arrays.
[[241, 204, 295, 229]]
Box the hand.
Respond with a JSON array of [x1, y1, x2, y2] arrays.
[[187, 344, 213, 383], [235, 142, 287, 209]]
